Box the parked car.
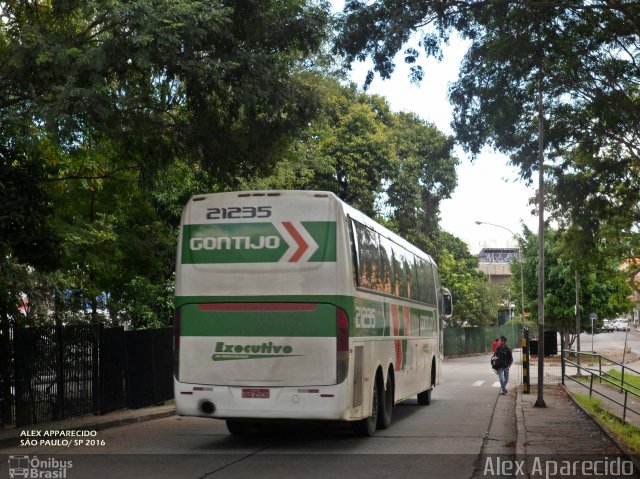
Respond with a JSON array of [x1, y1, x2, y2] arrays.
[[601, 319, 615, 332], [613, 319, 630, 331]]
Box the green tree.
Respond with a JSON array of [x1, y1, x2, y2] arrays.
[[335, 2, 639, 157], [243, 78, 458, 229], [1, 0, 330, 183], [447, 3, 640, 271], [0, 124, 61, 324], [435, 231, 499, 327], [335, 0, 640, 270], [547, 148, 640, 287], [1, 0, 332, 327], [385, 112, 458, 255], [312, 92, 396, 216], [242, 78, 478, 325], [512, 226, 633, 348], [242, 79, 396, 216]]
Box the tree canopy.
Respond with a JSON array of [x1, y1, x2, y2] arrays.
[[336, 0, 640, 318], [511, 225, 633, 346], [242, 78, 459, 237], [2, 0, 489, 328], [1, 0, 333, 326], [2, 0, 331, 180], [335, 2, 640, 212]]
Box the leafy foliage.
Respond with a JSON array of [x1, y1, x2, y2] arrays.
[[242, 78, 458, 227], [435, 232, 500, 327], [385, 112, 458, 254], [511, 225, 632, 346], [335, 0, 640, 322], [0, 0, 332, 327], [1, 0, 491, 330]]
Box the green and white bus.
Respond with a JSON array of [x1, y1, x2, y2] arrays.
[[174, 190, 452, 436]]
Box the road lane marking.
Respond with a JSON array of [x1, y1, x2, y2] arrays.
[[473, 380, 485, 386]]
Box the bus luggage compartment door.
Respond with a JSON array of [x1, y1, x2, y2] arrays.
[[178, 302, 340, 387]]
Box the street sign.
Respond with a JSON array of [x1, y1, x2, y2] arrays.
[[589, 313, 598, 352]]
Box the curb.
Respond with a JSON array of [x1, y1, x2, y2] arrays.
[[85, 408, 176, 432], [0, 408, 176, 450], [515, 384, 527, 458]]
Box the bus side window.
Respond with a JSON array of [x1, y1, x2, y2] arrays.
[[378, 236, 394, 295], [416, 259, 436, 306], [440, 288, 453, 318], [415, 259, 425, 303], [424, 261, 437, 305], [409, 256, 420, 301], [352, 220, 382, 291], [348, 219, 359, 287], [394, 245, 410, 299]]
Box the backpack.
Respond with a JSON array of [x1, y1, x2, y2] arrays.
[[490, 353, 503, 370]]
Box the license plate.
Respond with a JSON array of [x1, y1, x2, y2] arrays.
[[242, 388, 269, 399]]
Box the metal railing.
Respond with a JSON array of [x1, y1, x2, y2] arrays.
[[562, 349, 640, 421], [1, 324, 173, 427]]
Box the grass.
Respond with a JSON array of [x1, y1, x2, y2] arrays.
[[572, 392, 640, 454], [571, 369, 640, 394], [602, 370, 640, 392]]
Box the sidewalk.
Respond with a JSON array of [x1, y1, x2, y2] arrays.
[[511, 383, 640, 478], [0, 403, 176, 449], [516, 384, 624, 456]]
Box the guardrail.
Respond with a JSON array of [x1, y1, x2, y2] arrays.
[[562, 349, 640, 421]]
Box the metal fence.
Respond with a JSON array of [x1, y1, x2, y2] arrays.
[[526, 359, 563, 385], [0, 324, 173, 428], [562, 350, 640, 421], [443, 325, 521, 356], [12, 325, 99, 426]]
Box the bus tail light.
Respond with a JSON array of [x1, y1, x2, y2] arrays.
[[173, 309, 180, 381], [336, 307, 349, 383]]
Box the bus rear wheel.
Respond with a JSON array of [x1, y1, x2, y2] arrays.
[[352, 379, 379, 437], [418, 360, 435, 405], [377, 373, 393, 429]]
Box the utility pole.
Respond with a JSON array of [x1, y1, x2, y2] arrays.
[[535, 70, 546, 408], [575, 271, 581, 370]]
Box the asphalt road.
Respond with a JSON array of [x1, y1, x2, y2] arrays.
[[2, 355, 517, 479], [579, 328, 640, 355], [5, 330, 638, 478]]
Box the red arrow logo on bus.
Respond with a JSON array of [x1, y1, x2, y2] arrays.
[[282, 222, 309, 262]]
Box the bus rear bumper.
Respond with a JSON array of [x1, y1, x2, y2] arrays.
[[174, 379, 349, 421]]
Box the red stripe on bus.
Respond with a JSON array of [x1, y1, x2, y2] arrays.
[[282, 221, 309, 262], [198, 303, 318, 312]]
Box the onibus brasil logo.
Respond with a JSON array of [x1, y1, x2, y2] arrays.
[[212, 341, 301, 361], [8, 455, 72, 478]]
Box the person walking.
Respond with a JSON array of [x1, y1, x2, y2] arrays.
[[495, 336, 513, 395], [492, 337, 500, 352]]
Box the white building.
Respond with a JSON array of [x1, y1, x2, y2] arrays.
[[477, 247, 520, 285]]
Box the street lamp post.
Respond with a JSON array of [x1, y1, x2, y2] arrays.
[[475, 221, 526, 319]]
